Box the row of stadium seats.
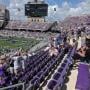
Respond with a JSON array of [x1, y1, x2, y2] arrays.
[[21, 45, 69, 90], [29, 56, 57, 89], [0, 44, 74, 90], [0, 50, 48, 88], [46, 44, 77, 90], [57, 15, 90, 32], [28, 52, 66, 90], [19, 50, 49, 84], [28, 46, 75, 90], [5, 21, 53, 31], [0, 30, 53, 39]]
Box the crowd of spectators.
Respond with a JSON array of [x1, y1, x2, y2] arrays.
[[5, 20, 53, 31], [0, 15, 89, 89], [0, 30, 56, 40], [0, 49, 33, 88], [0, 31, 70, 88], [57, 15, 90, 33]]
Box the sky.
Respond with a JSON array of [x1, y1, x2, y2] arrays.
[[0, 0, 90, 21]]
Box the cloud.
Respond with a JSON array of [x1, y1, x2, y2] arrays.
[[47, 2, 70, 21], [47, 1, 90, 21], [7, 0, 90, 21], [7, 0, 27, 20]]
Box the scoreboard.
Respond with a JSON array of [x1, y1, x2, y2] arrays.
[[25, 3, 48, 17]]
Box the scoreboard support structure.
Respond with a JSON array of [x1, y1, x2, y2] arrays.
[[27, 17, 46, 22]]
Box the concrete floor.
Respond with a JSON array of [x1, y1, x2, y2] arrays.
[[66, 66, 78, 90]]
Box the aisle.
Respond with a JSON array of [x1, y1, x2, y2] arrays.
[[66, 67, 78, 90], [66, 36, 84, 90]]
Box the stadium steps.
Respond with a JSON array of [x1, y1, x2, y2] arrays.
[[64, 62, 78, 90]]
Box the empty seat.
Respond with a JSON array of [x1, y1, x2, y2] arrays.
[[30, 77, 40, 89], [31, 77, 39, 84], [63, 60, 68, 64], [43, 69, 49, 76], [53, 73, 61, 80], [47, 80, 58, 90], [58, 68, 63, 73], [61, 63, 66, 68]]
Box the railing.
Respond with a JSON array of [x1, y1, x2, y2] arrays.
[[0, 83, 25, 90]]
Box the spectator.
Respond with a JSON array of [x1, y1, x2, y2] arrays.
[[0, 55, 11, 87], [73, 45, 90, 63], [12, 52, 21, 76], [9, 58, 14, 74], [0, 71, 6, 87], [21, 51, 28, 71], [49, 44, 58, 56], [0, 55, 8, 70]]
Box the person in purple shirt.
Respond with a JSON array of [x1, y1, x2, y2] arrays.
[[0, 55, 11, 88], [0, 70, 6, 87]]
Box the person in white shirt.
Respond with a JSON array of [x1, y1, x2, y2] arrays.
[[21, 52, 28, 71], [49, 44, 58, 57], [12, 52, 21, 75]]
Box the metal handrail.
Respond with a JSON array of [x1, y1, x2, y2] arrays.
[[0, 83, 25, 90]]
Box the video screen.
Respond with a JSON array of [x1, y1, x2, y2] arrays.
[[25, 4, 48, 17]]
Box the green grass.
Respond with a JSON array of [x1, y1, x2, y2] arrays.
[[0, 36, 40, 53]]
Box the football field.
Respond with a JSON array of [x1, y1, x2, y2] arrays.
[[0, 36, 40, 53]]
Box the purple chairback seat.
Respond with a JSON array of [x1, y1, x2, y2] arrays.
[[53, 73, 61, 80], [47, 80, 58, 90]]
